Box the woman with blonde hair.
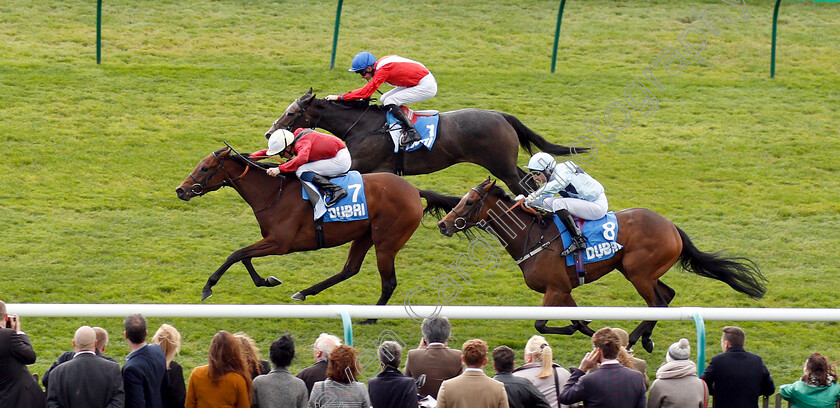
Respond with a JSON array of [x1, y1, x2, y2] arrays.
[[152, 324, 186, 408], [234, 332, 270, 379], [308, 345, 369, 408], [186, 330, 251, 408], [512, 335, 572, 408], [611, 327, 650, 389]]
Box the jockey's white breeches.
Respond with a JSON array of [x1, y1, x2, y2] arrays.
[[380, 74, 438, 106], [295, 148, 351, 178], [544, 193, 608, 220]]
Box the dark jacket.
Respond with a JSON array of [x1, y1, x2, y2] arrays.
[[161, 360, 186, 408], [0, 328, 45, 408], [42, 348, 117, 388], [122, 343, 166, 408], [700, 345, 775, 408], [368, 366, 418, 408], [559, 363, 646, 408], [297, 359, 328, 395], [46, 352, 124, 408], [493, 372, 551, 408]]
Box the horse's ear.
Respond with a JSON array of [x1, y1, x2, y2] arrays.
[[303, 88, 315, 102], [481, 177, 495, 193]]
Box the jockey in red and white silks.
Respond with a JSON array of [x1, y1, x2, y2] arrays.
[[253, 128, 351, 207], [326, 52, 437, 146], [519, 152, 608, 254]]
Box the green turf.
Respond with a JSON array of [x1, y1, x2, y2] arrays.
[[1, 0, 839, 389]]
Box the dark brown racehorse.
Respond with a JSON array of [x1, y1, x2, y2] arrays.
[[175, 148, 459, 307], [263, 89, 587, 195], [437, 178, 767, 351]]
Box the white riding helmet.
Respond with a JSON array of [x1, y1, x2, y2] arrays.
[[525, 152, 557, 172], [267, 129, 295, 155]]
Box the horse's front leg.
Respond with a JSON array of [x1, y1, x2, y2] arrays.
[[534, 287, 589, 335], [202, 239, 283, 301], [242, 258, 282, 288]]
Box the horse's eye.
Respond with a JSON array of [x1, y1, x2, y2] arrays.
[[466, 200, 474, 206], [201, 167, 208, 172], [286, 112, 293, 116]]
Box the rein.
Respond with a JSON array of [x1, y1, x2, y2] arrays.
[[453, 187, 563, 265], [187, 149, 250, 196], [341, 103, 371, 139]]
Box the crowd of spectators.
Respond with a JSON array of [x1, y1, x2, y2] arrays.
[[2, 299, 839, 408]]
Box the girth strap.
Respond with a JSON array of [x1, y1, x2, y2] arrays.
[[314, 217, 326, 249]]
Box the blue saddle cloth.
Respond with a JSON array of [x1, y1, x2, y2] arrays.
[[386, 111, 439, 152], [552, 212, 623, 266], [301, 171, 369, 222]]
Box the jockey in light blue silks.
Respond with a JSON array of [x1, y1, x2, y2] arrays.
[[517, 152, 608, 254]]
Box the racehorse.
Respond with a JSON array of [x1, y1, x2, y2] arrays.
[[437, 178, 767, 351], [175, 147, 459, 308], [263, 88, 586, 195]]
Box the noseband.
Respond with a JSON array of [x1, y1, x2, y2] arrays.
[[187, 149, 250, 196]]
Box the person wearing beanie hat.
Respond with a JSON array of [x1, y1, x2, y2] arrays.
[[647, 338, 708, 408], [666, 338, 691, 362]]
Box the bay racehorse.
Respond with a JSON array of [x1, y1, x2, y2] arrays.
[[437, 178, 767, 351], [264, 89, 587, 195], [175, 148, 459, 309]]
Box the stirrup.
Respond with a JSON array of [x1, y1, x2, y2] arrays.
[[399, 130, 421, 146], [560, 238, 586, 256]]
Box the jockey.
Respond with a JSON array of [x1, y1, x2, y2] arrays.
[[253, 128, 351, 207], [518, 152, 608, 254], [325, 51, 437, 147]]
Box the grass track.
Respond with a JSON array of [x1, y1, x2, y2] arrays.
[[1, 0, 839, 386]]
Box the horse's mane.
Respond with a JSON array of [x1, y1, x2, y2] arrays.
[[477, 179, 515, 203], [220, 150, 280, 169], [317, 98, 382, 112]]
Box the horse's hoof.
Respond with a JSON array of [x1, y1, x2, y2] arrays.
[[358, 318, 378, 325], [201, 290, 213, 301], [642, 338, 655, 353], [267, 276, 282, 287], [291, 292, 306, 301]]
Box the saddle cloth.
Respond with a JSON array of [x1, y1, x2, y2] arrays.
[[385, 107, 440, 153], [552, 212, 623, 266], [301, 171, 369, 222]]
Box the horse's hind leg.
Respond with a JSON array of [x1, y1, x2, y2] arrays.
[[291, 235, 373, 301], [627, 280, 676, 352], [202, 238, 283, 301]]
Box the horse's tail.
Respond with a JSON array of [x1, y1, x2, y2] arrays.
[[676, 226, 767, 299], [500, 112, 588, 156], [419, 190, 461, 219]]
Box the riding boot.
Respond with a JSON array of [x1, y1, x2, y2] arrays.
[[310, 174, 347, 207], [386, 104, 421, 146], [555, 208, 587, 255]]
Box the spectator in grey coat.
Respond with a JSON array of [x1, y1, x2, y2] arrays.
[[253, 334, 308, 408], [647, 338, 707, 408]]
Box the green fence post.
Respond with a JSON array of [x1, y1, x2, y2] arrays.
[[339, 310, 353, 346], [770, 0, 782, 78], [96, 0, 102, 64], [551, 0, 567, 73], [691, 312, 706, 375], [330, 0, 344, 70]]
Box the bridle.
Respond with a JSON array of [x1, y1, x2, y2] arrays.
[[186, 149, 250, 196], [451, 186, 492, 230], [270, 98, 322, 135]]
